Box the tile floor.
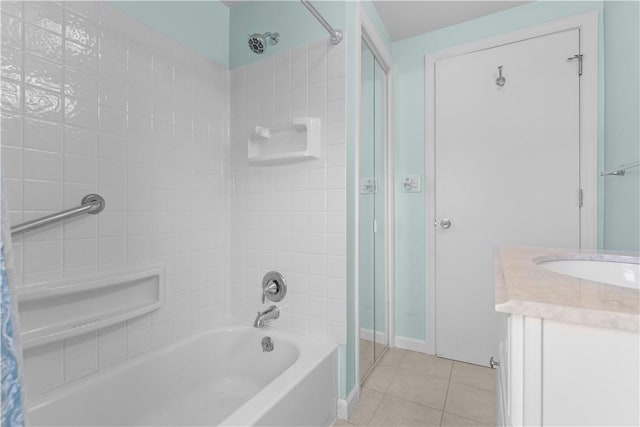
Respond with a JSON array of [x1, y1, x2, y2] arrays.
[[360, 339, 387, 379], [336, 348, 496, 426]]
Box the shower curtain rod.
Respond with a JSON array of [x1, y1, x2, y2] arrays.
[[300, 0, 343, 45]]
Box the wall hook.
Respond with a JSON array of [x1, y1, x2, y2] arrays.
[[496, 66, 506, 87]]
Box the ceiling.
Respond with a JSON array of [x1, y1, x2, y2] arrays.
[[221, 1, 531, 42], [372, 1, 531, 41]]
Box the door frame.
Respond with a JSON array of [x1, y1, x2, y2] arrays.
[[424, 11, 598, 355]]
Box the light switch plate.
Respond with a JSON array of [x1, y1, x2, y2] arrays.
[[402, 175, 421, 193]]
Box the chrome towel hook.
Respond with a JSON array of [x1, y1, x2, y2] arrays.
[[496, 66, 506, 87]]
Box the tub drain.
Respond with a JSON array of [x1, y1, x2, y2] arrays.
[[262, 336, 274, 352]]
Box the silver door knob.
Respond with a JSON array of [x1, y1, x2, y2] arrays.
[[440, 219, 451, 229]]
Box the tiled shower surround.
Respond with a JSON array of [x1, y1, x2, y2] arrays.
[[0, 1, 347, 400], [1, 1, 230, 397], [229, 40, 347, 344]]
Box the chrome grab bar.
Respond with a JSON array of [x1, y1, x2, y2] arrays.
[[10, 194, 105, 237], [600, 161, 640, 177], [300, 0, 343, 45]]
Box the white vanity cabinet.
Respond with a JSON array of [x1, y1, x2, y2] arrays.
[[496, 312, 640, 426], [495, 247, 640, 426]]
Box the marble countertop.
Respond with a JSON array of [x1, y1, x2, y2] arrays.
[[495, 246, 640, 332]]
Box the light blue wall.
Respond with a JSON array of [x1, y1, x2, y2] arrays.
[[110, 1, 229, 67], [392, 1, 606, 341], [229, 1, 346, 69], [603, 1, 640, 251]]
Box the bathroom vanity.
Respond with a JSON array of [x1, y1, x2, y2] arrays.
[[494, 247, 640, 426]]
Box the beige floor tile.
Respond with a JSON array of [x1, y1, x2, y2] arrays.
[[361, 340, 374, 364], [373, 341, 387, 360], [387, 368, 449, 410], [369, 394, 443, 426], [363, 365, 399, 393], [451, 362, 496, 392], [360, 358, 373, 380], [444, 382, 496, 426], [401, 351, 453, 380], [354, 352, 496, 427], [348, 387, 384, 426], [441, 412, 490, 426], [377, 347, 408, 367]]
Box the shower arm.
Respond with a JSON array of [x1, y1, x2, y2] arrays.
[[300, 0, 343, 45]]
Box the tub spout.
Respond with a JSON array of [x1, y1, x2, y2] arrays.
[[254, 305, 280, 328]]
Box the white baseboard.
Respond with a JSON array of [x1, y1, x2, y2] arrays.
[[359, 328, 387, 344], [394, 335, 429, 353], [336, 385, 359, 420]]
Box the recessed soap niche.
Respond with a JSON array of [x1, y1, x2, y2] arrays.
[[248, 117, 321, 165], [17, 266, 164, 349]]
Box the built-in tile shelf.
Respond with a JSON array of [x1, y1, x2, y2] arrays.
[[17, 266, 165, 349], [248, 117, 321, 165]]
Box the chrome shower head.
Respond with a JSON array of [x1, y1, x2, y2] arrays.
[[248, 32, 279, 54]]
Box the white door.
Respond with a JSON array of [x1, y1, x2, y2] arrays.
[[434, 29, 581, 366]]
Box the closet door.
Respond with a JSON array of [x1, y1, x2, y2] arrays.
[[360, 42, 376, 379], [360, 40, 388, 380]]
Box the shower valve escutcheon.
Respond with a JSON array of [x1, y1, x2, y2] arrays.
[[262, 271, 287, 303]]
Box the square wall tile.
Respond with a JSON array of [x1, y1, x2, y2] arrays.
[[98, 322, 127, 369], [65, 10, 97, 48], [1, 146, 22, 178], [1, 13, 23, 49], [25, 24, 63, 63], [65, 68, 98, 102], [65, 1, 98, 23], [25, 1, 63, 34], [24, 53, 63, 92], [7, 0, 232, 397], [1, 1, 23, 18], [63, 332, 98, 382], [23, 342, 64, 398], [24, 149, 63, 181], [65, 40, 97, 73]]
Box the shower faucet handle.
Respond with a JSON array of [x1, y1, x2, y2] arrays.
[[261, 271, 287, 303], [262, 281, 278, 304]]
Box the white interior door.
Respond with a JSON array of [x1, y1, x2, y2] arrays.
[[434, 29, 581, 366]]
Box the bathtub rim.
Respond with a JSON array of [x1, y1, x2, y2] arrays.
[[219, 326, 338, 426], [26, 321, 338, 426]]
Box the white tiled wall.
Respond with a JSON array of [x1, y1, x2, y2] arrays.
[[1, 1, 230, 398], [229, 39, 347, 345]]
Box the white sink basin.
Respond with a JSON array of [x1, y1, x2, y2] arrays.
[[537, 257, 640, 289]]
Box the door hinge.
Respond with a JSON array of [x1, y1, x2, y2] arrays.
[[373, 219, 378, 233], [579, 189, 584, 208], [568, 54, 583, 76]]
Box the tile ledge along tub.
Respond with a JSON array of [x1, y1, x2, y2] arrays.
[[26, 323, 338, 426]]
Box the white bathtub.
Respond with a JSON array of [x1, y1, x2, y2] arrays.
[[26, 323, 338, 426]]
